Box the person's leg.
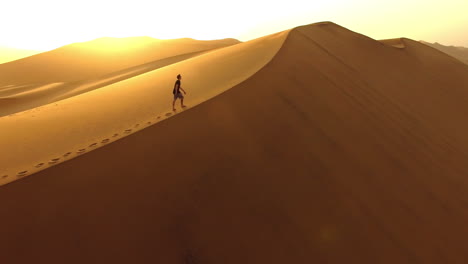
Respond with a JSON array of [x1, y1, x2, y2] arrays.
[[172, 98, 176, 111], [181, 97, 186, 108]]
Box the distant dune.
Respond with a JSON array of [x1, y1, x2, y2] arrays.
[[2, 22, 468, 263], [0, 37, 240, 85], [0, 46, 41, 64], [0, 37, 240, 116], [419, 41, 468, 65]]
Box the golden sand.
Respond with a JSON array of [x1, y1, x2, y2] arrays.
[[1, 22, 468, 263]]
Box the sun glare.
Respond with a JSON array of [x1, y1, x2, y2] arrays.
[[0, 0, 467, 51], [71, 37, 158, 53]]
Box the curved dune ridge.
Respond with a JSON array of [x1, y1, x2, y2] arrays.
[[2, 21, 468, 263], [0, 29, 288, 186]]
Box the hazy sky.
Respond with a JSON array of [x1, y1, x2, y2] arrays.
[[1, 0, 467, 50]]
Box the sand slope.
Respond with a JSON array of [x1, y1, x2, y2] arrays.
[[0, 49, 212, 116], [0, 46, 41, 64], [382, 39, 468, 65], [420, 41, 468, 65], [0, 29, 287, 186], [2, 22, 468, 263], [379, 38, 406, 49]]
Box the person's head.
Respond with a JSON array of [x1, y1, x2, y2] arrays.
[[177, 74, 181, 80]]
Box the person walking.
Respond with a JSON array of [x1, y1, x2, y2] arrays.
[[172, 74, 187, 111]]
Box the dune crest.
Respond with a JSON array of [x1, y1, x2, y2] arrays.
[[379, 38, 406, 48], [0, 46, 41, 64]]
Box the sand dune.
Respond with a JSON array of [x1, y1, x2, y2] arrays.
[[0, 29, 287, 185], [0, 49, 213, 116], [0, 37, 240, 85], [0, 46, 41, 64], [0, 38, 240, 116], [379, 38, 406, 48], [420, 41, 468, 65], [2, 22, 468, 263]]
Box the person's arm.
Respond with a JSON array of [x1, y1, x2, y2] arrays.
[[180, 87, 186, 94]]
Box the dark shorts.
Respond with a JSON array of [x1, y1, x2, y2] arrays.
[[174, 92, 184, 100]]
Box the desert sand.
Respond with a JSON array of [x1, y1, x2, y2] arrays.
[[0, 46, 41, 64], [381, 39, 468, 65], [1, 22, 468, 263], [420, 41, 468, 65], [0, 37, 240, 85], [0, 30, 286, 185], [0, 37, 239, 116]]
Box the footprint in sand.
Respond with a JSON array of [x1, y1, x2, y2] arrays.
[[101, 139, 110, 144], [113, 133, 119, 138], [48, 158, 60, 165], [1, 175, 8, 179], [157, 116, 161, 119], [165, 113, 172, 117], [135, 124, 140, 128], [147, 121, 152, 125], [63, 152, 72, 157], [35, 163, 45, 168], [89, 143, 98, 148], [124, 129, 132, 134], [17, 171, 28, 177], [77, 149, 86, 155]]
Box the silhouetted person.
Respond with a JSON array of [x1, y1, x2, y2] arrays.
[[172, 74, 186, 111]]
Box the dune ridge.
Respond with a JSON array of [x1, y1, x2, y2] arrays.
[[420, 41, 468, 65], [1, 21, 468, 263], [0, 46, 41, 64], [379, 38, 406, 48]]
